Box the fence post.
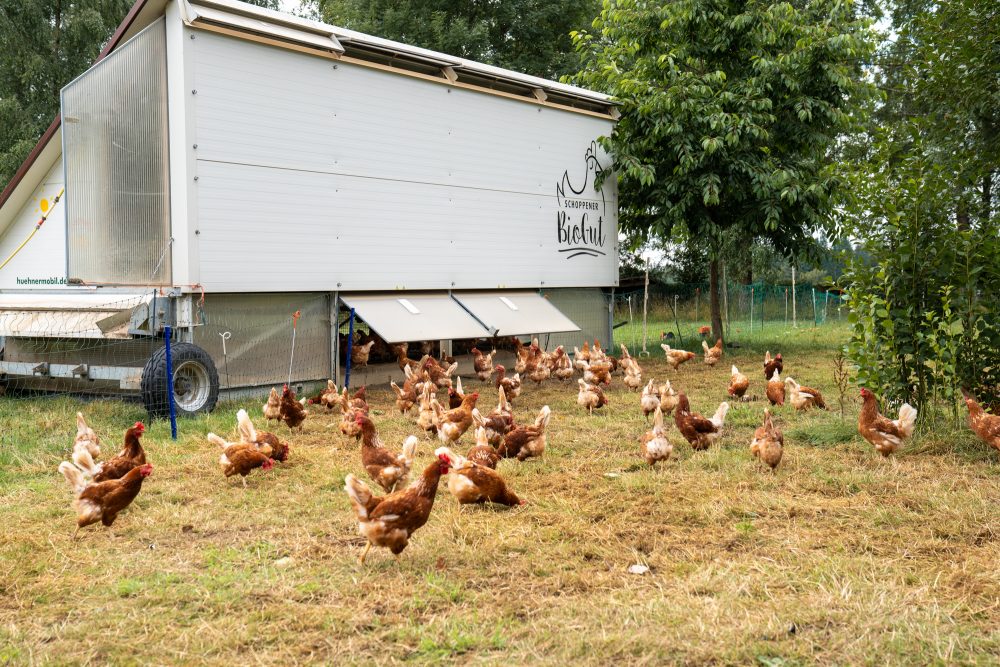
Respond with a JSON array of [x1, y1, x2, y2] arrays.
[[761, 287, 765, 331], [608, 288, 615, 349], [722, 265, 730, 335], [812, 288, 818, 327], [784, 288, 788, 326], [749, 286, 754, 333], [673, 294, 682, 345], [641, 264, 650, 356], [164, 326, 177, 440], [792, 267, 797, 328], [695, 287, 700, 322], [344, 308, 355, 391], [824, 290, 829, 322]]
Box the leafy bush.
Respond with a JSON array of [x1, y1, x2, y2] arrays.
[[843, 148, 1000, 414]]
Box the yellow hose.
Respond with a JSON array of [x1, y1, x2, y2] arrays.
[[0, 188, 64, 273]]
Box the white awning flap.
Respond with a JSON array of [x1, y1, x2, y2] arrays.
[[453, 291, 580, 337], [0, 293, 153, 339], [339, 293, 490, 343]]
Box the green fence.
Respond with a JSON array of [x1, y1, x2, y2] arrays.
[[612, 282, 846, 351]]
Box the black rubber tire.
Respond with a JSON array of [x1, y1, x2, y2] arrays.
[[141, 342, 219, 418]]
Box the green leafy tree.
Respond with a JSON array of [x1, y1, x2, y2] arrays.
[[313, 0, 601, 79], [571, 0, 877, 342], [0, 0, 132, 190], [842, 0, 999, 412]]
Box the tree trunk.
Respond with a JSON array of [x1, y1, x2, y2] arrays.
[[709, 257, 724, 344], [957, 201, 970, 231], [982, 171, 993, 224]]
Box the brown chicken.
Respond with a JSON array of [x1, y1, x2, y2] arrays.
[[641, 379, 660, 419], [237, 409, 290, 462], [702, 338, 724, 366], [351, 339, 376, 367], [577, 379, 609, 415], [279, 385, 308, 430], [750, 409, 783, 471], [481, 387, 515, 447], [728, 365, 750, 399], [466, 415, 501, 469], [766, 371, 785, 406], [390, 367, 419, 414], [344, 451, 452, 565], [76, 422, 146, 483], [550, 346, 574, 381], [619, 344, 643, 391], [392, 343, 421, 373], [210, 433, 275, 485], [674, 394, 729, 451], [581, 359, 612, 387], [498, 405, 551, 461], [961, 389, 1000, 452], [357, 414, 419, 492], [471, 347, 496, 382], [661, 344, 696, 370], [416, 382, 438, 436], [785, 377, 827, 411], [514, 341, 539, 374], [421, 356, 458, 389], [439, 446, 523, 506], [432, 392, 480, 444], [640, 406, 673, 467], [448, 376, 466, 410], [318, 380, 344, 411], [858, 388, 917, 456], [58, 462, 153, 538], [73, 412, 101, 460], [493, 365, 522, 401], [763, 351, 783, 381], [263, 387, 282, 422], [658, 380, 679, 414]]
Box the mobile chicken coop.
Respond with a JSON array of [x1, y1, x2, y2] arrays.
[[0, 0, 619, 416]]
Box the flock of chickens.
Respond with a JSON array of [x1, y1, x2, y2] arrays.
[[55, 336, 1000, 565]]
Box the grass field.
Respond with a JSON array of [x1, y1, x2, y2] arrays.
[[1, 324, 998, 665]]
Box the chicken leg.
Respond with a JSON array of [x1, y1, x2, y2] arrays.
[[358, 542, 372, 566]]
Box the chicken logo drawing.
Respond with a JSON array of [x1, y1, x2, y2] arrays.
[[556, 141, 608, 259]]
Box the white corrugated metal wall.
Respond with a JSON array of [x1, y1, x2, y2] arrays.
[[184, 29, 618, 292]]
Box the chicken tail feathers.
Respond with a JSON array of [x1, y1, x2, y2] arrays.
[[344, 474, 373, 520], [72, 448, 100, 477], [401, 435, 419, 465], [207, 433, 229, 449], [236, 409, 258, 443], [711, 402, 730, 429], [896, 403, 918, 438], [75, 412, 89, 436], [59, 461, 88, 496], [536, 405, 552, 430]]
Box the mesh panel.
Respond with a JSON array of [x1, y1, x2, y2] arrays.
[[62, 18, 170, 286]]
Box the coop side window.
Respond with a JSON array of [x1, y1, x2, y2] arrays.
[[61, 18, 170, 286]]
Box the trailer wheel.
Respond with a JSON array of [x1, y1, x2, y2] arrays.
[[141, 342, 219, 417]]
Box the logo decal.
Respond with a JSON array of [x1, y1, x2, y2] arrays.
[[556, 141, 608, 259]]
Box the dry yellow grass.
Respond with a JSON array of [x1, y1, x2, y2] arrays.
[[1, 328, 998, 664]]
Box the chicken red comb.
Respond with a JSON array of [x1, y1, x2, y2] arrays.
[[133, 421, 145, 430], [437, 452, 451, 462]]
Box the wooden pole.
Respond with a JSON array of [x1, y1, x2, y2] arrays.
[[792, 267, 797, 328]]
